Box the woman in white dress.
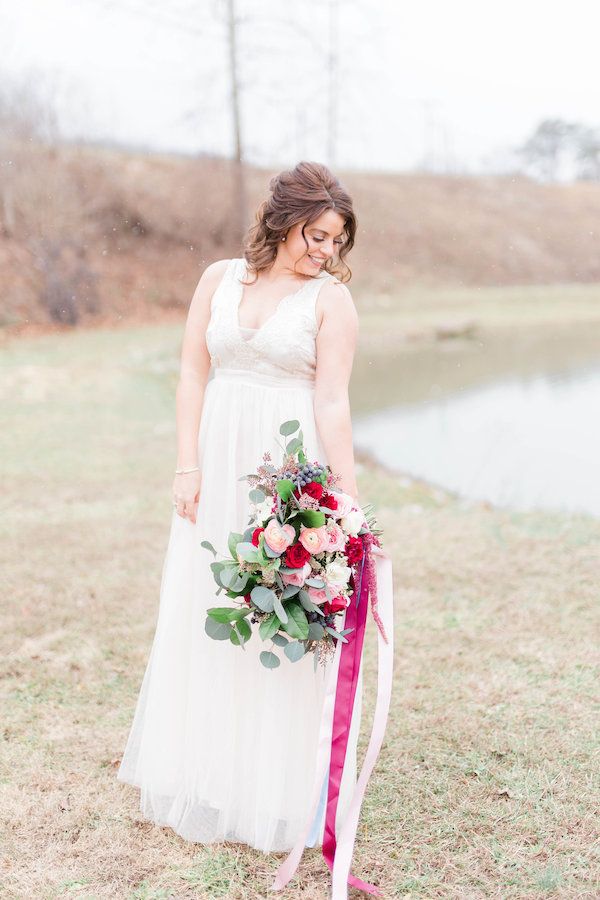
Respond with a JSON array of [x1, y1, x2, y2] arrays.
[[117, 160, 363, 854]]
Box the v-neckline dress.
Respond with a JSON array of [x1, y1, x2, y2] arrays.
[[116, 257, 363, 853]]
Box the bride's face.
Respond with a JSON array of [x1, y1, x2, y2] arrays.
[[283, 209, 346, 276]]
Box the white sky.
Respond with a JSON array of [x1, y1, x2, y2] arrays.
[[1, 0, 599, 173]]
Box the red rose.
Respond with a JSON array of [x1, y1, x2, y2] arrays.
[[243, 593, 252, 606], [345, 536, 364, 565], [251, 527, 264, 547], [293, 480, 324, 501], [321, 493, 338, 510], [303, 481, 324, 500], [323, 595, 347, 616], [284, 541, 311, 568]]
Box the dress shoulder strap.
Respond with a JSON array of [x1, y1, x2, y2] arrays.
[[210, 258, 239, 317]]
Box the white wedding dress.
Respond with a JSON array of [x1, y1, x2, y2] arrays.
[[117, 257, 363, 852]]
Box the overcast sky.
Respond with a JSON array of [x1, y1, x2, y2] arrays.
[[2, 0, 599, 174]]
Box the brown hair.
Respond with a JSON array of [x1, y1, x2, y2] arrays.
[[242, 160, 356, 284]]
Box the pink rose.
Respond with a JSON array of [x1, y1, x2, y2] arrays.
[[281, 561, 312, 587], [325, 521, 346, 552], [263, 519, 296, 554], [307, 586, 329, 605], [298, 525, 329, 555]]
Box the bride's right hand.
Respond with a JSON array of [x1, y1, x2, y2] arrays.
[[172, 471, 202, 524]]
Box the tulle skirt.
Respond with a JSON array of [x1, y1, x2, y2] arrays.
[[117, 366, 362, 852]]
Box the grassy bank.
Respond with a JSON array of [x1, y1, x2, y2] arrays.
[[1, 326, 599, 898]]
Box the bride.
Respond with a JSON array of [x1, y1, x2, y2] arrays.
[[117, 160, 364, 854]]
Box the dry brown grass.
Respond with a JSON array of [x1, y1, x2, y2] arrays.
[[3, 140, 600, 330], [1, 324, 599, 898]]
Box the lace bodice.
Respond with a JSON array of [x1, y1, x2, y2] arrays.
[[205, 257, 335, 381]]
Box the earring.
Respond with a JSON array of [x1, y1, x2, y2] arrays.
[[281, 236, 286, 241]]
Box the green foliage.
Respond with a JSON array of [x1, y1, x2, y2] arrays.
[[273, 593, 288, 624], [284, 641, 305, 662], [308, 622, 325, 640], [281, 601, 309, 640], [296, 509, 326, 527], [251, 585, 276, 612], [200, 540, 217, 556], [258, 613, 281, 641], [227, 532, 244, 559], [275, 478, 295, 501], [271, 632, 288, 647], [279, 419, 300, 436], [260, 650, 280, 669], [204, 617, 232, 641], [207, 607, 252, 623]]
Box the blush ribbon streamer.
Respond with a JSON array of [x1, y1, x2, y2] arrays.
[[271, 534, 394, 898]]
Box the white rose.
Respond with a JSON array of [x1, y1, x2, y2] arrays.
[[253, 497, 274, 525], [340, 509, 365, 536], [324, 560, 352, 590]]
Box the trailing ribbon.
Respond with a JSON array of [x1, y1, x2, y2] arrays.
[[271, 533, 394, 898]]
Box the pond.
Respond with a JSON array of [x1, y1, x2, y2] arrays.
[[351, 334, 600, 518]]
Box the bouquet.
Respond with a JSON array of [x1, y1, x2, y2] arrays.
[[201, 419, 383, 670]]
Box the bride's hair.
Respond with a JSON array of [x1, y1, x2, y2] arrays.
[[242, 160, 356, 283]]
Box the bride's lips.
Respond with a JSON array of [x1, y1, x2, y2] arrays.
[[308, 255, 326, 268]]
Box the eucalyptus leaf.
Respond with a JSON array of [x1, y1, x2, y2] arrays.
[[298, 590, 326, 617], [263, 542, 282, 558], [279, 419, 300, 436], [308, 622, 325, 640], [260, 650, 281, 669], [325, 626, 349, 643], [251, 586, 276, 613], [249, 488, 266, 503], [305, 577, 326, 588], [235, 542, 260, 563], [273, 593, 288, 624], [281, 583, 300, 598], [286, 437, 303, 455], [228, 532, 244, 559], [271, 632, 288, 647], [204, 617, 232, 641], [229, 572, 250, 593], [200, 540, 217, 556], [284, 641, 305, 662], [219, 566, 240, 589]]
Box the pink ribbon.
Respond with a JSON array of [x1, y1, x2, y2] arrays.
[[271, 535, 394, 898]]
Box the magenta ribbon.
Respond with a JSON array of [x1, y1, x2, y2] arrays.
[[271, 534, 394, 899]]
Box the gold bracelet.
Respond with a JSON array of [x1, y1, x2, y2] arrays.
[[175, 465, 200, 474]]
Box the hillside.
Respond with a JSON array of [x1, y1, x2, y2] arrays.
[[2, 140, 600, 330]]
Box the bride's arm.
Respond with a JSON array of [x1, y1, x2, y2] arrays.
[[313, 281, 360, 500], [172, 259, 228, 522]]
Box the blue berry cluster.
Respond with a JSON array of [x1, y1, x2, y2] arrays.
[[284, 462, 327, 488]]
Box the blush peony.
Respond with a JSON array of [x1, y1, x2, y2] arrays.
[[298, 525, 329, 555], [263, 519, 296, 554]]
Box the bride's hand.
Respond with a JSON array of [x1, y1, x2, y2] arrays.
[[172, 471, 201, 524]]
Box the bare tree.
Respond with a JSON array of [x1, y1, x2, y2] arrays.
[[516, 118, 581, 182], [574, 126, 600, 182]]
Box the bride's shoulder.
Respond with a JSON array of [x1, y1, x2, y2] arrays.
[[201, 257, 235, 285], [315, 274, 357, 331]]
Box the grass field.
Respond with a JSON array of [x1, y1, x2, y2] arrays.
[[1, 321, 599, 898]]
